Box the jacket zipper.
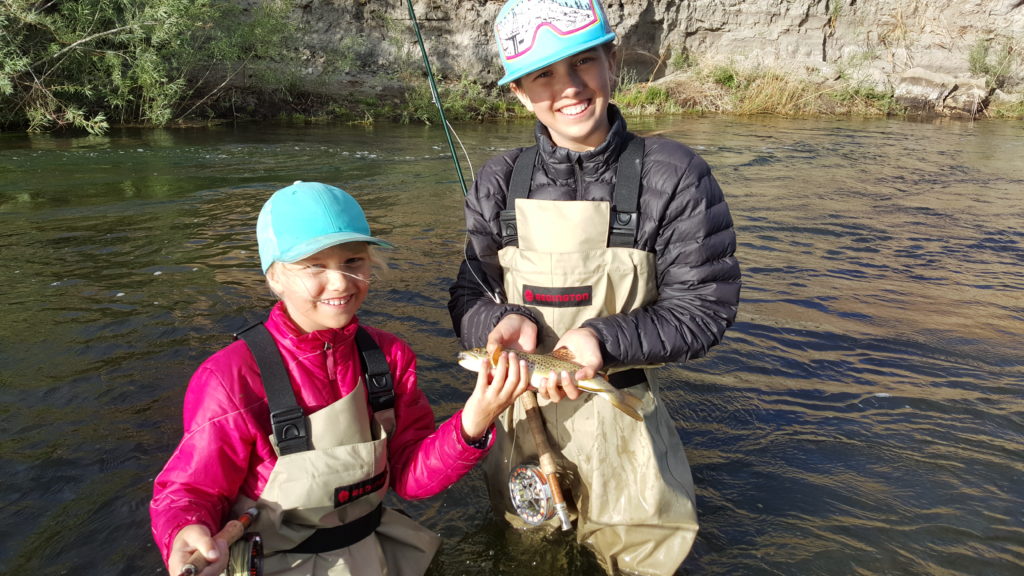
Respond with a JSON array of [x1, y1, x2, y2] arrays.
[[574, 160, 584, 200], [324, 341, 335, 387]]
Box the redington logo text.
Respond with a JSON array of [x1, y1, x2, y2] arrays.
[[334, 470, 387, 507], [522, 284, 592, 308]]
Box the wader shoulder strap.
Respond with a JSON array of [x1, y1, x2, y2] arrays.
[[499, 146, 538, 248], [498, 138, 645, 249], [609, 136, 645, 248], [235, 323, 396, 454], [236, 323, 310, 455], [354, 327, 395, 413]]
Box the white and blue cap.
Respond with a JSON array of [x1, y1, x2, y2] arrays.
[[494, 0, 617, 86], [257, 181, 392, 273]]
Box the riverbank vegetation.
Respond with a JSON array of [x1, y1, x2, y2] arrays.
[[0, 0, 297, 134], [380, 64, 906, 126], [2, 0, 1021, 134], [291, 51, 1024, 125]]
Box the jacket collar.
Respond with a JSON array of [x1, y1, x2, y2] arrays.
[[265, 301, 359, 354], [533, 104, 630, 180]]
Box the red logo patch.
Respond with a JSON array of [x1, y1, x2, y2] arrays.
[[334, 470, 388, 507], [522, 284, 592, 308]]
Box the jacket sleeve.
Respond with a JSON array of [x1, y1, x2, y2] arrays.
[[379, 333, 494, 500], [448, 150, 539, 347], [150, 358, 259, 566], [582, 138, 741, 366]]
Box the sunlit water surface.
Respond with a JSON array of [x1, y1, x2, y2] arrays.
[[0, 115, 1021, 575]]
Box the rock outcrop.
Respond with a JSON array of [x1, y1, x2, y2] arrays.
[[288, 0, 1024, 114]]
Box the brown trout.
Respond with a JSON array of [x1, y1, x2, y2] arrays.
[[457, 347, 645, 422]]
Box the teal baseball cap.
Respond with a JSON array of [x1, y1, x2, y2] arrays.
[[494, 0, 617, 86], [257, 181, 392, 273]]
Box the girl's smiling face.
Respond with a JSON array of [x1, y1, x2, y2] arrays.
[[266, 242, 372, 333], [510, 46, 617, 152]]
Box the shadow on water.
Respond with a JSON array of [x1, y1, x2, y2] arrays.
[[0, 116, 1021, 575]]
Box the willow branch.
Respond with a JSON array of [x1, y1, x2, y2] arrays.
[[31, 23, 156, 68]]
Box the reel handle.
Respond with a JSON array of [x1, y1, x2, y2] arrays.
[[179, 508, 258, 576]]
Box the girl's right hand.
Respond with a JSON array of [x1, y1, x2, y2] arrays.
[[460, 350, 530, 443], [168, 524, 229, 576]]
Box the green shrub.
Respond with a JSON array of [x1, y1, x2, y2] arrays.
[[615, 83, 681, 115], [0, 0, 296, 133], [968, 37, 1018, 89], [670, 48, 696, 71], [711, 65, 740, 89]]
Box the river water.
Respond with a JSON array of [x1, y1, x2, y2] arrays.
[[0, 115, 1021, 576]]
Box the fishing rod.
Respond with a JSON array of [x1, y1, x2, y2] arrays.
[[518, 390, 573, 530], [405, 0, 500, 304], [178, 507, 259, 576], [406, 2, 567, 531], [405, 0, 469, 196]]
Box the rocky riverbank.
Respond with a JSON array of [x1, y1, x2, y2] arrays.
[[224, 0, 1024, 120]]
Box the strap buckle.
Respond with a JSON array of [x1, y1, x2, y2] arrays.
[[499, 210, 519, 247], [271, 407, 309, 455], [609, 210, 637, 248], [367, 373, 395, 412]]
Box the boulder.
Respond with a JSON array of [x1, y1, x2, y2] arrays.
[[894, 68, 957, 113]]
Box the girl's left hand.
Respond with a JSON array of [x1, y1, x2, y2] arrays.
[[460, 351, 530, 444]]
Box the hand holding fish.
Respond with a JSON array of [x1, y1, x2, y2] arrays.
[[535, 327, 603, 402], [460, 350, 531, 444], [485, 313, 538, 356], [458, 345, 645, 422]]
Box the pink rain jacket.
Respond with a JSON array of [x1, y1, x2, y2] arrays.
[[150, 303, 491, 564]]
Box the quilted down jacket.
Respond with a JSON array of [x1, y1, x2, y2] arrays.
[[448, 105, 741, 367]]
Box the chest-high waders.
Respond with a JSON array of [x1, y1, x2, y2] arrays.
[[486, 137, 699, 575], [228, 324, 439, 576]]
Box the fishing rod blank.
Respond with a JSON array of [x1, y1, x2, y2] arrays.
[[406, 0, 469, 196]]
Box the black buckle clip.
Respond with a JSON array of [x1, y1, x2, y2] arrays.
[[610, 211, 638, 247], [271, 407, 308, 454], [367, 373, 395, 411], [499, 210, 519, 247]]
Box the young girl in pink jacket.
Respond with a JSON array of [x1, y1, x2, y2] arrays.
[[151, 181, 529, 576]]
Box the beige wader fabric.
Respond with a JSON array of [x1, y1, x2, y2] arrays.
[[491, 198, 698, 575], [231, 378, 440, 576]]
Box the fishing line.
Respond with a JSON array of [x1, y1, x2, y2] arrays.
[[405, 8, 572, 532], [405, 0, 500, 305], [405, 0, 468, 196]]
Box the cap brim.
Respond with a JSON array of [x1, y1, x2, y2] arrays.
[[278, 232, 394, 264]]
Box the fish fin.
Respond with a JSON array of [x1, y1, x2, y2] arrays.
[[619, 391, 646, 415], [549, 347, 578, 363], [490, 345, 503, 367], [601, 392, 644, 422]]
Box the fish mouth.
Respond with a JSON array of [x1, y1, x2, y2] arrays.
[[457, 351, 485, 371]]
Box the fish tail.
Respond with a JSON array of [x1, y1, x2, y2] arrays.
[[601, 391, 645, 422]]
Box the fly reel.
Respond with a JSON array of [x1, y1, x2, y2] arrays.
[[508, 463, 556, 525], [226, 532, 263, 576]]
